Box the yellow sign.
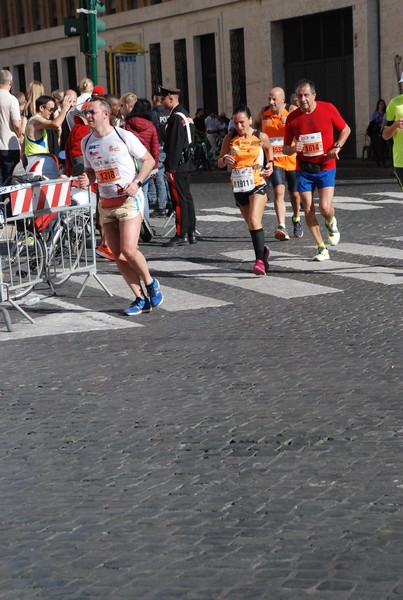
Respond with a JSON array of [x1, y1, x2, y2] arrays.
[[115, 42, 146, 54]]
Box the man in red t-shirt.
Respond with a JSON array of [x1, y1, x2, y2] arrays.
[[283, 79, 351, 261]]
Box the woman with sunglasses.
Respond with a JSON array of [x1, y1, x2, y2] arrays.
[[24, 93, 74, 156]]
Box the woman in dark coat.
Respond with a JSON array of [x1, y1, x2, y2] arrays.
[[124, 98, 159, 220]]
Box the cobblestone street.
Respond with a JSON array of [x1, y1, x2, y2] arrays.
[[1, 161, 403, 599]]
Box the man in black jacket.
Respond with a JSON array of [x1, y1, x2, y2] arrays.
[[159, 85, 197, 246]]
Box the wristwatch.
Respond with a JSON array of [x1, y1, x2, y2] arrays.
[[333, 142, 342, 148], [134, 179, 142, 187]]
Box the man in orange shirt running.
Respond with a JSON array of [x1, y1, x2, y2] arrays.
[[261, 87, 303, 240]]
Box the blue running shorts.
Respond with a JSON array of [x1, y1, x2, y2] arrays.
[[296, 169, 336, 192]]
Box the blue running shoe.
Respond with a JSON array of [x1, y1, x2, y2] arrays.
[[292, 218, 303, 238], [146, 278, 164, 308], [123, 296, 152, 316]]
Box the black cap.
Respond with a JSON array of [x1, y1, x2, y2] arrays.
[[158, 84, 181, 97]]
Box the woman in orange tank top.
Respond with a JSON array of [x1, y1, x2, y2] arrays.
[[218, 105, 273, 275]]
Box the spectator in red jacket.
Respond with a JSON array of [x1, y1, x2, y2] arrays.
[[124, 98, 159, 220], [65, 111, 89, 177], [65, 106, 114, 260]]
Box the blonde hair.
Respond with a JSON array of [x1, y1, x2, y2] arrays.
[[79, 77, 94, 93], [120, 92, 137, 114], [52, 89, 64, 104], [24, 80, 45, 117]]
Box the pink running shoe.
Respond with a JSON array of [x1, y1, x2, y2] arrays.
[[263, 245, 270, 273], [252, 259, 266, 276]]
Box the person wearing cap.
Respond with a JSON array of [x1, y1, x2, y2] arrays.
[[382, 76, 403, 188], [159, 84, 197, 246], [92, 85, 105, 97]]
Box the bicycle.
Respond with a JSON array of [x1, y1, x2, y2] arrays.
[[4, 157, 91, 300]]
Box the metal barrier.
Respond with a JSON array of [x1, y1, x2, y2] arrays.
[[0, 178, 112, 329]]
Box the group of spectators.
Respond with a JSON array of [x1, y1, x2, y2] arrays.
[[193, 108, 230, 156]]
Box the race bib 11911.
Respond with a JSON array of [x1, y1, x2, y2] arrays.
[[232, 167, 255, 192]]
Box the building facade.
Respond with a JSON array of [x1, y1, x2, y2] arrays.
[[0, 0, 402, 157]]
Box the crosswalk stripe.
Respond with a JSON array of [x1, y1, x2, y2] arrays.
[[0, 295, 141, 341], [332, 199, 380, 211], [331, 242, 403, 261], [364, 191, 403, 199], [197, 215, 243, 222], [73, 270, 232, 312], [222, 248, 403, 286], [149, 259, 341, 298], [200, 207, 240, 214]]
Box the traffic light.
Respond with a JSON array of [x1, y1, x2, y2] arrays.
[[73, 1, 106, 83], [64, 17, 81, 38], [87, 0, 106, 83], [79, 0, 89, 54], [88, 0, 106, 53]]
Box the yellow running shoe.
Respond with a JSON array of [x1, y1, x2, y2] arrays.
[[325, 216, 340, 246], [312, 246, 330, 262]]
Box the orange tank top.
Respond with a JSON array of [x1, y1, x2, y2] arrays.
[[262, 108, 296, 171], [229, 130, 265, 189]]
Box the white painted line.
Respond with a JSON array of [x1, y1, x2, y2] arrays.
[[331, 242, 403, 261], [197, 215, 243, 222], [333, 196, 377, 204], [221, 248, 403, 286], [0, 299, 141, 341], [332, 202, 379, 211], [73, 270, 232, 312], [273, 258, 403, 286], [150, 258, 341, 298], [364, 191, 403, 199], [204, 274, 341, 298], [200, 207, 240, 215], [222, 249, 299, 262]]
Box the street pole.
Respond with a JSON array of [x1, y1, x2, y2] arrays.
[[87, 0, 98, 85]]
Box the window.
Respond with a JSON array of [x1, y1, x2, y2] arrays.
[[15, 64, 26, 93], [49, 60, 59, 91], [174, 39, 189, 110], [33, 62, 42, 82], [230, 29, 246, 107], [149, 43, 162, 95]]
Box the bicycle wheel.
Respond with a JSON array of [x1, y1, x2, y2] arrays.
[[47, 210, 86, 287], [7, 228, 45, 300]]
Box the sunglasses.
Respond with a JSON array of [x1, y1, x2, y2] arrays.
[[84, 109, 103, 116]]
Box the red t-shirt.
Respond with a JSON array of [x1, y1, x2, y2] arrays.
[[284, 101, 347, 171]]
